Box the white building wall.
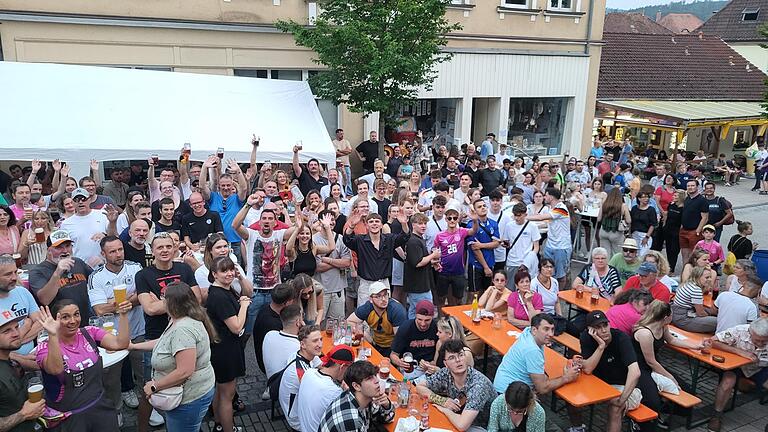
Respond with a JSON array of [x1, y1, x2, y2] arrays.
[[417, 52, 591, 157], [729, 42, 768, 73]]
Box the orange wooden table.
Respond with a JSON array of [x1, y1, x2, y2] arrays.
[[321, 333, 457, 431], [558, 289, 610, 320], [442, 306, 620, 409]]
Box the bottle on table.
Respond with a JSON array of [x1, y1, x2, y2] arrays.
[[471, 293, 480, 324]]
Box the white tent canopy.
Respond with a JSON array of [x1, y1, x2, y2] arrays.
[[0, 61, 336, 169]]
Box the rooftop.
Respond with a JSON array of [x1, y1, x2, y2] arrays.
[[597, 32, 766, 101], [603, 12, 673, 34], [658, 13, 704, 34], [698, 0, 768, 41]]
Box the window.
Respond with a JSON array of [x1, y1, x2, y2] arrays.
[[507, 97, 569, 156], [742, 8, 759, 21], [501, 0, 528, 7], [549, 0, 572, 11], [234, 69, 268, 78]]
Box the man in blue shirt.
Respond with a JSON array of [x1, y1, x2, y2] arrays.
[[199, 155, 248, 264], [480, 133, 496, 160], [465, 199, 499, 294], [493, 314, 579, 392]]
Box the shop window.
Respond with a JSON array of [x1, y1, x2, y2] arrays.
[[507, 97, 569, 156]]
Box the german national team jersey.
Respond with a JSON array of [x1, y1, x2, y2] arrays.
[[434, 228, 471, 276]]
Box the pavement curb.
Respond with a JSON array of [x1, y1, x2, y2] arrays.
[[733, 201, 768, 210]]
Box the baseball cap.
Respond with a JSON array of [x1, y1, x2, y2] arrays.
[[48, 230, 73, 248], [415, 300, 435, 317], [0, 308, 23, 328], [320, 345, 354, 367], [370, 282, 388, 295], [637, 262, 658, 276], [621, 238, 639, 250], [585, 311, 609, 328], [71, 188, 90, 199], [702, 224, 716, 232]]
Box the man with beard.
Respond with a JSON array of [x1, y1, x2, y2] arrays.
[[59, 188, 119, 266], [0, 255, 41, 365], [122, 219, 153, 268], [0, 310, 45, 432], [29, 230, 94, 322], [292, 144, 329, 196]]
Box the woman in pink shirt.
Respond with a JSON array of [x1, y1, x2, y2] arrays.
[[606, 289, 654, 335], [507, 266, 543, 327], [0, 205, 20, 255]]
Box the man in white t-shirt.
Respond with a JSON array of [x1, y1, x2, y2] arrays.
[[424, 195, 448, 250], [262, 304, 303, 379], [488, 190, 515, 271], [232, 194, 298, 322], [715, 284, 759, 333], [502, 203, 541, 286], [60, 188, 119, 267], [296, 345, 354, 432], [280, 325, 324, 431], [342, 180, 379, 217], [527, 187, 571, 287]]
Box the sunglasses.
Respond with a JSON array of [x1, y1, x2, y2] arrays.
[[72, 196, 88, 202], [446, 216, 459, 221], [623, 248, 637, 253]]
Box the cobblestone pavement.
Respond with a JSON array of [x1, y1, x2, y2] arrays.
[[119, 181, 768, 432]]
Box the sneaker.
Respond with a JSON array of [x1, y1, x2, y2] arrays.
[[707, 415, 722, 432], [213, 425, 243, 432], [630, 420, 642, 432], [121, 390, 139, 409], [149, 409, 165, 426], [566, 425, 587, 432], [261, 388, 270, 400], [657, 413, 670, 430], [118, 412, 123, 428]]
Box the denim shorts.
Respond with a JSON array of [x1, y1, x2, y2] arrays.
[[543, 246, 571, 279], [165, 386, 215, 432]]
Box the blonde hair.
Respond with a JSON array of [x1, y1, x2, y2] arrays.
[[634, 299, 671, 330], [643, 250, 670, 275]]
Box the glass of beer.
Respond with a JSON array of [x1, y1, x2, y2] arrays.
[[113, 284, 127, 306], [27, 377, 43, 403], [183, 142, 191, 159], [402, 352, 415, 373], [378, 359, 391, 380], [12, 253, 22, 268], [217, 147, 225, 160], [34, 228, 45, 243], [151, 154, 159, 165], [325, 318, 337, 337], [102, 314, 115, 335]]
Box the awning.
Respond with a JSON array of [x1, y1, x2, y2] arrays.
[[598, 100, 765, 124]]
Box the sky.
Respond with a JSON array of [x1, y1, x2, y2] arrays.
[[606, 0, 679, 9]]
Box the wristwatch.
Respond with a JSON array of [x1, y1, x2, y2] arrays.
[[150, 382, 158, 394]]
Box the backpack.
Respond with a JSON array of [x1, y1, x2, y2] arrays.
[[718, 197, 734, 225], [267, 358, 298, 403]]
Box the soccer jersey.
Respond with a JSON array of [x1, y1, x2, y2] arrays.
[[434, 228, 471, 276]]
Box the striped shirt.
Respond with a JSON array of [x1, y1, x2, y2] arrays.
[[673, 281, 704, 310]]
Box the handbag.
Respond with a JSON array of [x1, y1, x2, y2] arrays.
[[149, 384, 184, 411]]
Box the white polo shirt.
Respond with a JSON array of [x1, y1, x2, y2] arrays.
[[262, 330, 300, 379]]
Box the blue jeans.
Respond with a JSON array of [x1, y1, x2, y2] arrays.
[[247, 291, 272, 333], [165, 386, 215, 432], [343, 165, 353, 196], [230, 241, 243, 268], [406, 291, 433, 319]]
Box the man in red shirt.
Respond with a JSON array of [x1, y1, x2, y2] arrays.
[[597, 152, 616, 176], [620, 262, 671, 303]]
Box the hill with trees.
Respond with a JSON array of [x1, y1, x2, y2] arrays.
[[607, 0, 728, 22]]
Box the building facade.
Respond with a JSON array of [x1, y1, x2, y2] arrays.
[[0, 0, 605, 160]]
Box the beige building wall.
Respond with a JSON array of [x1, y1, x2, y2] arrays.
[[0, 0, 605, 158]]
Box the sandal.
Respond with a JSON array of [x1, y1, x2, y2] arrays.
[[232, 395, 246, 412]]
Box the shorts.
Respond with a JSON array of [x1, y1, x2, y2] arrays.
[[436, 274, 467, 299], [467, 265, 491, 293], [543, 246, 571, 279], [737, 367, 768, 388], [323, 290, 346, 322], [679, 229, 703, 251]]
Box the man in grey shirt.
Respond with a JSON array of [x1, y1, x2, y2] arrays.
[[313, 210, 352, 322]]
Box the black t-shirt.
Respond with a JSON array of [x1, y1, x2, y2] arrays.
[[403, 234, 434, 294], [728, 235, 753, 260], [297, 170, 329, 197], [29, 259, 93, 324], [372, 197, 391, 220], [356, 140, 380, 172], [333, 214, 347, 236], [478, 168, 505, 196], [122, 240, 153, 268], [253, 303, 283, 373], [154, 219, 181, 234], [136, 262, 197, 339], [629, 206, 657, 233], [580, 328, 637, 385], [681, 194, 709, 230], [180, 210, 223, 243], [390, 320, 438, 363], [664, 203, 683, 231], [0, 360, 35, 432], [206, 285, 242, 346], [705, 196, 730, 226]]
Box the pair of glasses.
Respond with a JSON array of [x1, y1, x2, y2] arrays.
[[623, 248, 637, 253], [446, 216, 459, 221], [507, 407, 528, 416]]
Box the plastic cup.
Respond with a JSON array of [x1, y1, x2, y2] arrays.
[[28, 378, 43, 403], [113, 284, 127, 306], [12, 253, 22, 268]]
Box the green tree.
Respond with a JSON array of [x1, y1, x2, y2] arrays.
[[276, 0, 461, 123]]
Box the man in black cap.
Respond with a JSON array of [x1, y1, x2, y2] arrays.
[[296, 344, 354, 432], [0, 308, 46, 432], [580, 311, 643, 432]]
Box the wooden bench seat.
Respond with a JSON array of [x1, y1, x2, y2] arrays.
[[628, 404, 658, 423], [661, 390, 701, 408]]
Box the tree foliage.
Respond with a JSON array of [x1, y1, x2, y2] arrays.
[[607, 0, 727, 22], [276, 0, 461, 120]]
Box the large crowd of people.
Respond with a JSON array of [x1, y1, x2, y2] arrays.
[[0, 132, 766, 432]]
